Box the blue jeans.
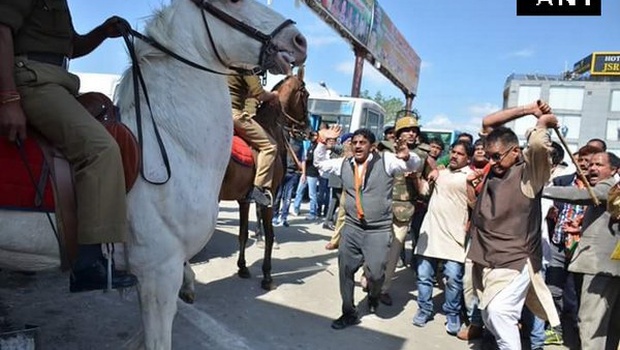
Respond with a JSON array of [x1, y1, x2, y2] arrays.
[[293, 176, 307, 213], [273, 173, 299, 222], [293, 176, 318, 216], [522, 265, 547, 349], [417, 257, 464, 316], [317, 177, 329, 216]]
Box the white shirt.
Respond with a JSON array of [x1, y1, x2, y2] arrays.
[[313, 142, 422, 178]]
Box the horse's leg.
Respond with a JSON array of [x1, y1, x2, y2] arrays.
[[237, 200, 251, 278], [136, 257, 184, 350], [254, 202, 263, 238], [259, 205, 276, 290], [178, 262, 196, 304]]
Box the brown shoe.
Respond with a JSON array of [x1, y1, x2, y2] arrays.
[[456, 324, 483, 341]]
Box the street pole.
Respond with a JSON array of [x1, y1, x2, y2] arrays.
[[351, 46, 365, 97]]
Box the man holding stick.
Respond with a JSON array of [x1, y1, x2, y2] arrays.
[[467, 100, 560, 349]]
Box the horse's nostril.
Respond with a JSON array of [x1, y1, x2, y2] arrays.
[[294, 34, 307, 51]]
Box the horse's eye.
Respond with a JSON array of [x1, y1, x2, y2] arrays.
[[231, 0, 240, 3]]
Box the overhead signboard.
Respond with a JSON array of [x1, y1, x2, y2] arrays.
[[305, 0, 421, 96], [313, 0, 374, 47], [591, 52, 620, 76], [572, 54, 593, 75], [573, 52, 620, 76], [367, 3, 421, 95]]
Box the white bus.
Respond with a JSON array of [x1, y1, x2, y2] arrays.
[[308, 96, 387, 139]]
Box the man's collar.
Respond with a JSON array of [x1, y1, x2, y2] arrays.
[[350, 153, 373, 165]]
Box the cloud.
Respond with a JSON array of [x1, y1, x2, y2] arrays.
[[467, 102, 499, 118], [504, 48, 535, 58], [420, 61, 433, 70], [423, 114, 454, 129], [334, 60, 392, 86], [306, 34, 341, 48], [421, 102, 500, 135], [305, 81, 340, 97], [300, 20, 341, 48]]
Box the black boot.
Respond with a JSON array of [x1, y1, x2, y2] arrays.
[[250, 186, 272, 207], [70, 244, 137, 293]]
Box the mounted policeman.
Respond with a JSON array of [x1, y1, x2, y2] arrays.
[[0, 0, 136, 292]]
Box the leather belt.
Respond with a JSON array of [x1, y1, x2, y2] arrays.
[[26, 53, 70, 69]]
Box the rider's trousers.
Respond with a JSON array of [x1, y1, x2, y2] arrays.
[[14, 57, 127, 244], [232, 110, 277, 189]]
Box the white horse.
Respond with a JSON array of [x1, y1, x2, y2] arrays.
[[0, 0, 307, 348]]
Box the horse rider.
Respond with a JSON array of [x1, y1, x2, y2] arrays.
[[228, 74, 281, 206], [0, 1, 137, 292]]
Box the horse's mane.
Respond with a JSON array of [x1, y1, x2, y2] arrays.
[[270, 75, 291, 92], [114, 2, 184, 109]]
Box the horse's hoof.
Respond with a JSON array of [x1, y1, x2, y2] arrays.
[[261, 279, 276, 291], [238, 267, 251, 279], [178, 290, 195, 304]]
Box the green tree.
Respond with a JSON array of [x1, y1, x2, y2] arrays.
[[359, 90, 421, 126]]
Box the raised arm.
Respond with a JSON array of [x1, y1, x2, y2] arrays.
[[481, 100, 551, 135]]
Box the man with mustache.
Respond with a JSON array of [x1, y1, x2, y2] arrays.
[[543, 151, 620, 350], [313, 126, 422, 330], [412, 140, 475, 335], [466, 100, 560, 349]]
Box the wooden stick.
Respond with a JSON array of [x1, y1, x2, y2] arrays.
[[537, 100, 600, 205], [552, 126, 600, 206]]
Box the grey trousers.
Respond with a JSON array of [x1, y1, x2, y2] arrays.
[[338, 223, 391, 315], [15, 57, 127, 244], [578, 274, 620, 350]]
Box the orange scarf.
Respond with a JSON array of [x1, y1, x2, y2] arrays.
[[353, 160, 368, 220]]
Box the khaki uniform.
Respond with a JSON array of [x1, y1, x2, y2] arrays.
[[228, 75, 277, 189], [382, 144, 427, 293], [1, 0, 127, 244]]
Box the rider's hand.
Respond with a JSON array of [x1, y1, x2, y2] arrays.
[[0, 101, 27, 142], [101, 16, 131, 38], [267, 90, 280, 108]]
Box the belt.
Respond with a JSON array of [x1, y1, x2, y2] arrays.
[[26, 53, 70, 69]]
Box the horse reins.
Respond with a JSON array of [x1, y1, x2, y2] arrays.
[[119, 0, 296, 185]]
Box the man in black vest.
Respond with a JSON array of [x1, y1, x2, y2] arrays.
[[467, 100, 560, 349], [314, 126, 422, 330]]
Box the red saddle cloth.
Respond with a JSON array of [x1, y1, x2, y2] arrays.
[[0, 92, 140, 213], [231, 135, 254, 167], [0, 138, 54, 212]]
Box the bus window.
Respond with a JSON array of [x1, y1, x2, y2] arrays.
[[308, 96, 386, 134], [366, 108, 381, 139]]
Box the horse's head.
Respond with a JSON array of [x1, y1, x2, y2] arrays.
[[152, 0, 307, 75], [272, 66, 310, 137]]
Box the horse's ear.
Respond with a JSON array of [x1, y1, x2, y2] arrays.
[[296, 65, 305, 81]]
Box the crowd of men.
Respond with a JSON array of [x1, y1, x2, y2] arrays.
[[272, 101, 619, 350]]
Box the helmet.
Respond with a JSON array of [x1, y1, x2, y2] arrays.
[[395, 116, 420, 135]]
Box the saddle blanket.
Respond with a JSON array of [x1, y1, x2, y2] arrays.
[[231, 135, 254, 167], [0, 138, 54, 212]]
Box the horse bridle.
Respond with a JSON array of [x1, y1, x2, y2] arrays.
[[120, 0, 297, 185], [190, 0, 296, 74]]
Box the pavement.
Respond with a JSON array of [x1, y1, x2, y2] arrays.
[[0, 201, 568, 350]]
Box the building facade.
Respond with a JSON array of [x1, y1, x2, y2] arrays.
[[504, 71, 620, 155]]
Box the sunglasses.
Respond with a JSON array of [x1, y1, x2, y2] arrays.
[[486, 146, 515, 162]]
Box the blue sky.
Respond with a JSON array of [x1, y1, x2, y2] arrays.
[[69, 0, 619, 132]]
